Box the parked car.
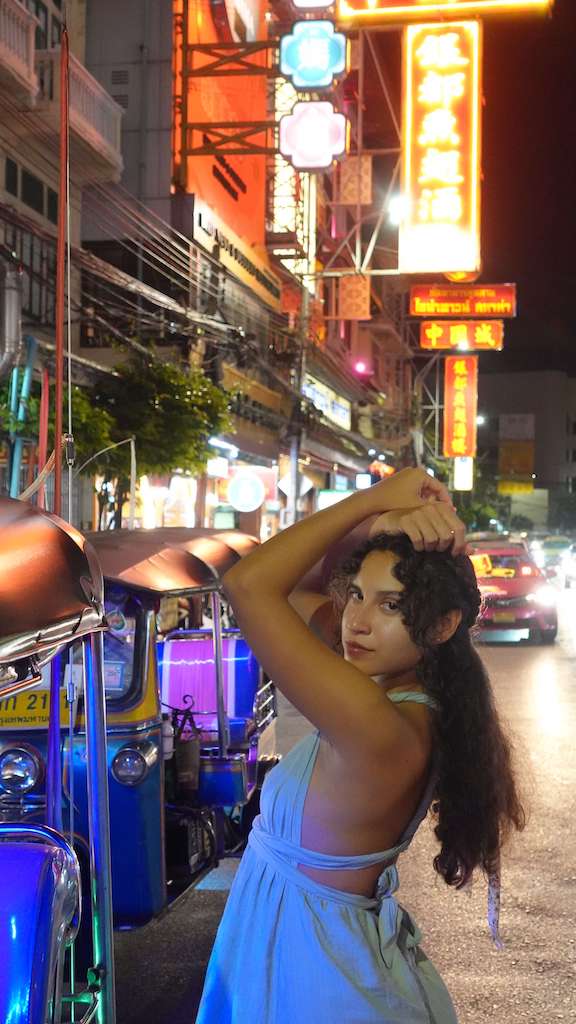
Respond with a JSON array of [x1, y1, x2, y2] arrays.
[[530, 535, 572, 580], [470, 544, 557, 644]]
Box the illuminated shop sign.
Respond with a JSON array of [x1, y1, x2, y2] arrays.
[[410, 283, 516, 317], [279, 101, 349, 171], [420, 320, 504, 350], [399, 21, 482, 274], [302, 374, 352, 431], [280, 21, 348, 90], [293, 0, 334, 8], [193, 199, 281, 310], [453, 456, 474, 492], [443, 355, 478, 458], [336, 0, 554, 25]]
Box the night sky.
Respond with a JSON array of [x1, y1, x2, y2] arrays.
[[479, 0, 576, 374]]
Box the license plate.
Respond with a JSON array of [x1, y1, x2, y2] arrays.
[[493, 611, 516, 623], [0, 688, 70, 730]]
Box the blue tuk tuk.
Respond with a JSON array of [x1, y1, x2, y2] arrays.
[[0, 496, 116, 1024], [0, 526, 277, 936]]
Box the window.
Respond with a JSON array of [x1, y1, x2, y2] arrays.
[[47, 187, 58, 225], [5, 158, 18, 196], [21, 168, 45, 215], [4, 224, 56, 326], [26, 1, 49, 48], [51, 16, 62, 47]]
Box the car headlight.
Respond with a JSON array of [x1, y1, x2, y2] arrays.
[[527, 587, 557, 608], [111, 741, 158, 786], [0, 747, 42, 794]]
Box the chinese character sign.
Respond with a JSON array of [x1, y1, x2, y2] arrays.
[[336, 0, 553, 25], [399, 22, 482, 275], [420, 320, 504, 350], [443, 355, 478, 458]]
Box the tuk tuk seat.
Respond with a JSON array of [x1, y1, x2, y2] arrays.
[[0, 823, 80, 1024]]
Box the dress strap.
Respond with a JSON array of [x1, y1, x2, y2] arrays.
[[387, 690, 439, 711]]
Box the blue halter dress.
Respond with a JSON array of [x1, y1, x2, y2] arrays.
[[195, 691, 459, 1024]]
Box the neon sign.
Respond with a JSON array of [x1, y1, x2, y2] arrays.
[[279, 101, 348, 170], [443, 355, 478, 458], [336, 1, 554, 25], [420, 320, 504, 350], [399, 21, 482, 274], [280, 21, 348, 90]]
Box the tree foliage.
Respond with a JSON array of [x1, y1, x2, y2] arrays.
[[90, 356, 231, 479], [0, 356, 231, 526]]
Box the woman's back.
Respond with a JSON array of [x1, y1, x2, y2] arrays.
[[298, 690, 436, 897]]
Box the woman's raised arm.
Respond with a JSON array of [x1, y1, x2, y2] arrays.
[[221, 470, 461, 759]]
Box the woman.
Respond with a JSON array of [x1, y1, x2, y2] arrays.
[[195, 468, 525, 1023]]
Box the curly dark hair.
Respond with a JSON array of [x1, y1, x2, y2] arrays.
[[329, 532, 526, 890]]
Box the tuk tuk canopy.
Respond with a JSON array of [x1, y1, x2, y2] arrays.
[[84, 528, 259, 594]]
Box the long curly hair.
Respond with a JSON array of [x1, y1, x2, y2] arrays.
[[329, 533, 526, 890]]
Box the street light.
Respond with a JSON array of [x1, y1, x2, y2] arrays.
[[388, 194, 408, 226]]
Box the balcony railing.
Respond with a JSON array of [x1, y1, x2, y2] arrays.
[[36, 49, 123, 183], [0, 0, 37, 105]]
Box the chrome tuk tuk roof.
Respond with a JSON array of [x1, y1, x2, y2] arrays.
[[84, 528, 259, 594], [0, 497, 105, 665]]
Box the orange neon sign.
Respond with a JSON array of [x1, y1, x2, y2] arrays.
[[399, 21, 482, 275], [336, 1, 553, 25], [420, 320, 504, 350], [443, 355, 478, 458]]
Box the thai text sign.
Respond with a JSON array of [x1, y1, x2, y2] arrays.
[[399, 22, 481, 274], [420, 320, 503, 350], [336, 1, 553, 25], [411, 283, 516, 317], [443, 355, 478, 458]]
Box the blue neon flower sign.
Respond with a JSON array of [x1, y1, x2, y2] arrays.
[[280, 21, 348, 90]]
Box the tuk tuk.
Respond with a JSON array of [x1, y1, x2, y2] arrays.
[[0, 496, 116, 1024], [0, 526, 278, 935]]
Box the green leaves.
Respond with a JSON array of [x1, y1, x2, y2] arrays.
[[90, 356, 231, 478], [0, 355, 231, 482]]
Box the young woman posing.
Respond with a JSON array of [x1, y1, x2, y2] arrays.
[[195, 468, 526, 1024]]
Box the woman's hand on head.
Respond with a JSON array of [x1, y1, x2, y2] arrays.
[[369, 502, 469, 557], [366, 467, 452, 514]]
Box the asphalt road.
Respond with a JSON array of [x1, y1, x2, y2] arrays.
[[114, 588, 576, 1024]]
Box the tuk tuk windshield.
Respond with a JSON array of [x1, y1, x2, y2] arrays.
[[102, 588, 139, 700]]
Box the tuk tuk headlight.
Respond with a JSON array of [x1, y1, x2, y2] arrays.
[[111, 741, 158, 786], [0, 747, 41, 794]]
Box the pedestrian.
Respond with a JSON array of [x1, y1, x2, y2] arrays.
[[195, 468, 526, 1023]]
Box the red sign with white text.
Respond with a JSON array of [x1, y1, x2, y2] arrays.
[[411, 283, 517, 317], [443, 355, 478, 458]]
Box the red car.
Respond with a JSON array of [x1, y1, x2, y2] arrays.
[[470, 544, 558, 644]]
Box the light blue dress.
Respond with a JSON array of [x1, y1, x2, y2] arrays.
[[195, 692, 459, 1023]]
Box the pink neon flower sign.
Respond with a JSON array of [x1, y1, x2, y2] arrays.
[[279, 101, 348, 170]]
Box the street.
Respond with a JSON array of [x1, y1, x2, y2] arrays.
[[114, 588, 576, 1024]]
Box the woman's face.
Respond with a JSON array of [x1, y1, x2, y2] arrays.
[[341, 550, 421, 681]]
